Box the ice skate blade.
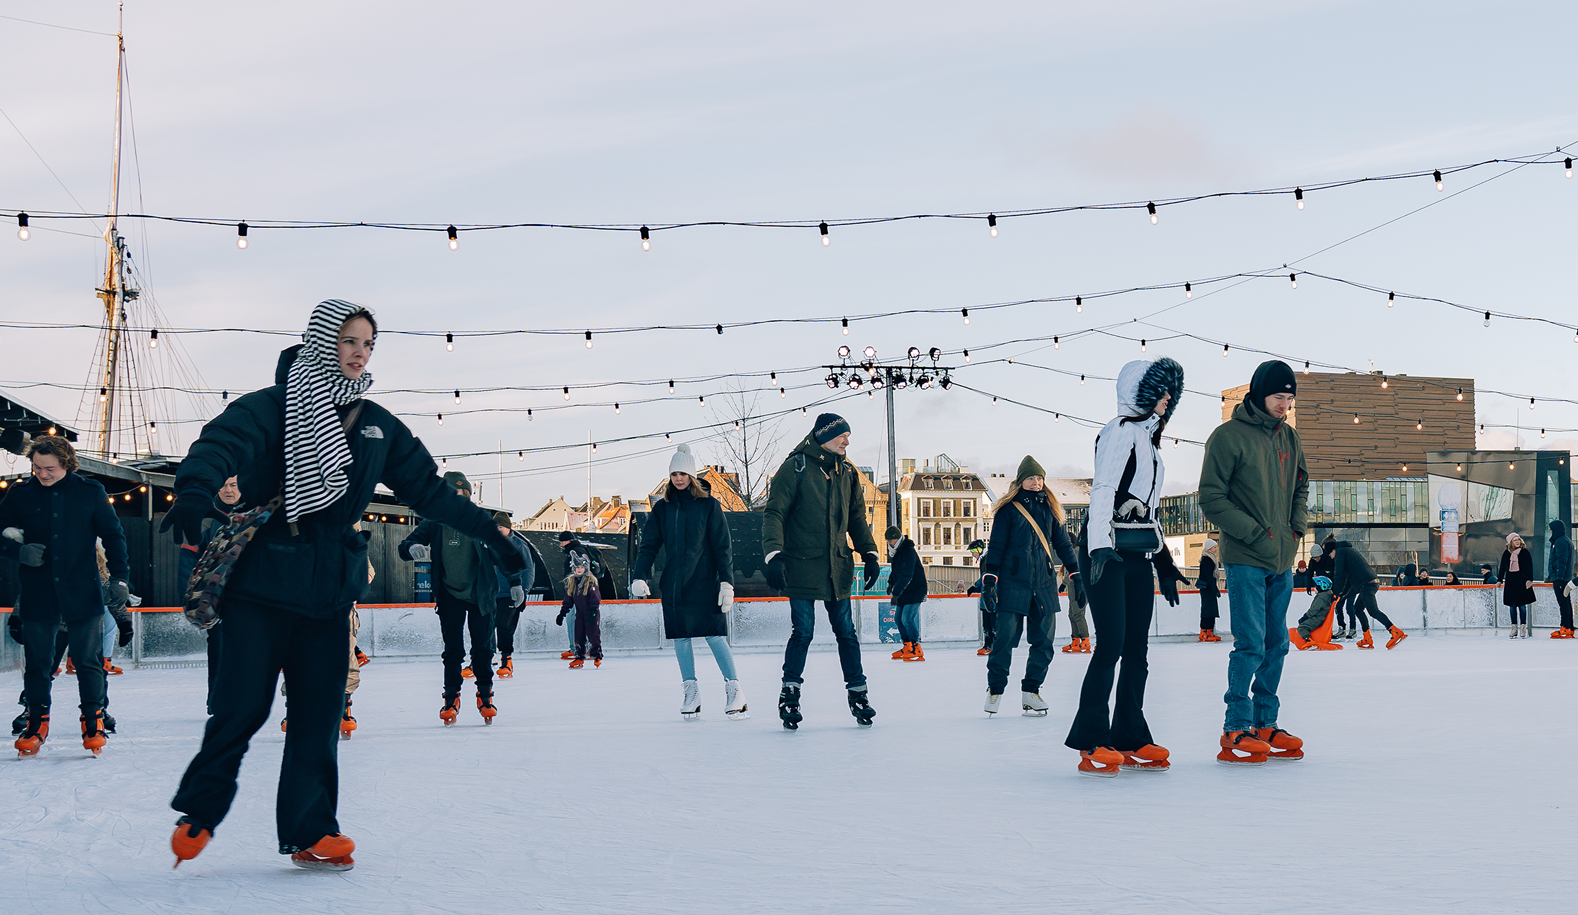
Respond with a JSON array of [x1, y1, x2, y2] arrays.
[[1118, 762, 1169, 772], [781, 721, 799, 731], [340, 732, 351, 740], [855, 719, 873, 728], [1021, 709, 1048, 717], [1216, 754, 1268, 766], [681, 712, 701, 721], [442, 719, 455, 727], [726, 710, 750, 721], [290, 854, 355, 872], [1266, 752, 1304, 762]]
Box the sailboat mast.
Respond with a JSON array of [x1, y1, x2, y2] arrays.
[[96, 5, 126, 458]]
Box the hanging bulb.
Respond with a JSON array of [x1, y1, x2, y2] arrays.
[[699, 395, 705, 406], [149, 328, 159, 349], [585, 330, 593, 349], [1433, 169, 1443, 191], [1479, 424, 1485, 433], [1289, 273, 1298, 289], [1054, 413, 1060, 423], [987, 213, 998, 238], [518, 451, 524, 461], [1483, 311, 1491, 326], [1184, 282, 1192, 299], [614, 403, 621, 414], [1353, 415, 1360, 424], [1530, 397, 1536, 410], [442, 456, 448, 467], [527, 408, 533, 421], [1388, 292, 1395, 308], [592, 442, 597, 454], [802, 407, 808, 415], [770, 371, 776, 383], [819, 221, 830, 247], [1053, 336, 1060, 350], [1294, 187, 1304, 210], [447, 225, 458, 251], [1381, 376, 1388, 389], [963, 349, 971, 363], [666, 433, 672, 441], [780, 388, 786, 398], [99, 387, 107, 403], [841, 317, 849, 335], [1456, 388, 1463, 401], [563, 386, 570, 401], [1172, 438, 1179, 450], [1416, 419, 1423, 431], [1303, 361, 1310, 374], [1567, 157, 1574, 179], [437, 414, 443, 425], [867, 389, 874, 399], [222, 390, 229, 401], [1140, 339, 1147, 352], [715, 324, 723, 335], [1075, 296, 1082, 314], [1222, 344, 1229, 358], [454, 390, 462, 405], [446, 333, 454, 352], [1541, 428, 1547, 439], [640, 225, 650, 252], [236, 222, 248, 249], [1402, 463, 1408, 472], [668, 380, 675, 394], [1456, 464, 1463, 472], [16, 212, 28, 241], [962, 308, 970, 325], [1147, 202, 1158, 225], [1080, 375, 1085, 385]]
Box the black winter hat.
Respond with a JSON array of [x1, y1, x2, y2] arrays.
[[442, 471, 471, 494], [813, 413, 851, 444], [1246, 360, 1297, 410], [884, 525, 902, 541], [558, 531, 575, 543]]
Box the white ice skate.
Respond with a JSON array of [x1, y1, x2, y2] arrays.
[[681, 680, 701, 720], [984, 691, 1003, 715], [1021, 691, 1049, 717], [725, 680, 749, 720]]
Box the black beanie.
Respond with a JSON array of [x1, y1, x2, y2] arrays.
[[558, 531, 574, 542], [1246, 360, 1297, 410], [814, 413, 851, 444], [884, 525, 902, 541]]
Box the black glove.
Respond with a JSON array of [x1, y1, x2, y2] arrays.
[[1158, 574, 1181, 607], [763, 554, 786, 591], [18, 543, 45, 567], [6, 612, 21, 644], [160, 491, 211, 545], [1090, 548, 1123, 584], [862, 552, 881, 590], [556, 599, 571, 626], [106, 579, 129, 607], [116, 617, 134, 647], [981, 574, 999, 612]]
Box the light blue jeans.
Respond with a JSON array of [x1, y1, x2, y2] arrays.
[[1223, 564, 1293, 732], [674, 636, 737, 681], [101, 609, 116, 659]]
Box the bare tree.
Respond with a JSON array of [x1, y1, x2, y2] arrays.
[[706, 380, 790, 509]]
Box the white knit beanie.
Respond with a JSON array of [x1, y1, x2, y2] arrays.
[[668, 443, 698, 478]]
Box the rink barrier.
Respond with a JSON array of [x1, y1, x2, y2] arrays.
[[0, 584, 1568, 670]]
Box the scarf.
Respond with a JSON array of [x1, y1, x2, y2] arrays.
[[1508, 548, 1521, 573], [283, 299, 375, 522]]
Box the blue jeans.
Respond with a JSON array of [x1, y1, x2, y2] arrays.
[[675, 636, 738, 681], [102, 609, 116, 659], [1223, 564, 1293, 731], [894, 602, 922, 644], [782, 598, 866, 690]]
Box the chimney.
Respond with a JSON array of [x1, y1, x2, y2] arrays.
[[612, 495, 622, 507]]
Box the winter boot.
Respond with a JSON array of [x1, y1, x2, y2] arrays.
[[568, 657, 585, 669], [1062, 638, 1082, 653], [14, 707, 48, 758], [170, 816, 212, 869], [103, 657, 123, 676], [340, 701, 356, 740], [476, 689, 497, 724], [81, 709, 107, 755], [1550, 627, 1574, 639], [778, 683, 803, 731], [355, 647, 371, 667], [1077, 747, 1122, 778], [1078, 637, 1093, 653], [905, 643, 925, 662], [1021, 691, 1048, 717], [560, 650, 575, 660], [290, 834, 355, 871], [725, 680, 749, 720], [1355, 630, 1375, 649], [681, 679, 701, 720], [1201, 629, 1222, 642], [891, 642, 913, 660], [976, 646, 990, 656], [497, 656, 514, 678], [1288, 628, 1314, 651], [1119, 744, 1171, 772], [439, 692, 460, 726], [984, 691, 1004, 715], [461, 665, 474, 679], [1217, 729, 1271, 766], [1386, 626, 1408, 649], [847, 687, 876, 728], [1252, 727, 1304, 761]]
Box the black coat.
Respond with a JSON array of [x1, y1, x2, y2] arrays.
[[173, 363, 510, 619], [886, 536, 927, 606], [0, 473, 129, 622], [400, 519, 525, 613], [1328, 541, 1379, 598], [981, 490, 1078, 616], [1498, 548, 1535, 607], [1548, 521, 1573, 584], [631, 482, 733, 639], [1196, 554, 1220, 597]]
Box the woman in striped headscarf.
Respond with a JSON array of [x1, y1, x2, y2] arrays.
[[162, 299, 526, 872]]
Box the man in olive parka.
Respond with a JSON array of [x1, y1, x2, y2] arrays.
[[762, 413, 882, 728]]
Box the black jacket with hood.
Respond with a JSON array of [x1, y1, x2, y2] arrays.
[[631, 478, 734, 639], [1548, 520, 1573, 584], [1327, 540, 1379, 598], [982, 489, 1078, 616], [886, 535, 927, 606]]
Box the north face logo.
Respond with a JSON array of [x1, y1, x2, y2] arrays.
[[361, 426, 384, 439]]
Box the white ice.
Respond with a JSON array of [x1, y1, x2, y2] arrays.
[[4, 635, 1575, 915]]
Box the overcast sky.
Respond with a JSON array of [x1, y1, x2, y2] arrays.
[[3, 1, 1574, 516]]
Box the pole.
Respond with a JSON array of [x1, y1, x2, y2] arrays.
[[97, 13, 127, 458], [886, 382, 899, 531]]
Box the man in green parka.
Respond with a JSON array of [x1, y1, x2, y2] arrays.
[[761, 413, 882, 730]]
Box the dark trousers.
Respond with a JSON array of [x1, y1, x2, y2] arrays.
[[1066, 553, 1155, 753], [985, 595, 1057, 695], [573, 605, 602, 660], [1555, 579, 1574, 630], [1199, 590, 1219, 629], [205, 625, 223, 716], [171, 598, 350, 852], [438, 600, 494, 696], [22, 612, 106, 715], [782, 598, 865, 689], [980, 608, 997, 649], [494, 598, 521, 657], [1350, 586, 1392, 630]]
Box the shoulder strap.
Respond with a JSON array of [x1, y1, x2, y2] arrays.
[[1117, 444, 1139, 500], [1011, 501, 1055, 561]]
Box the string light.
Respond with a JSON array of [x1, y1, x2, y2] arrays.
[[963, 349, 971, 363], [1075, 296, 1082, 314], [770, 372, 777, 383], [1381, 376, 1388, 389], [563, 386, 570, 401], [446, 333, 454, 352], [1147, 202, 1158, 225], [1184, 282, 1192, 299], [1222, 344, 1229, 358], [453, 390, 461, 405], [1434, 169, 1444, 191], [99, 387, 106, 402], [1353, 415, 1360, 424], [1483, 311, 1491, 327], [592, 442, 597, 454], [527, 408, 533, 421], [1530, 397, 1536, 410], [842, 318, 849, 335], [16, 213, 28, 241], [1457, 388, 1464, 401], [1303, 361, 1310, 374], [236, 222, 248, 249], [1053, 336, 1059, 349], [437, 414, 443, 425], [149, 328, 158, 349], [1416, 419, 1423, 430], [1541, 428, 1546, 439], [780, 388, 786, 398], [1172, 438, 1179, 449], [614, 403, 621, 414], [148, 421, 157, 431], [668, 380, 675, 394], [1054, 413, 1060, 422], [1388, 292, 1395, 308], [1079, 375, 1085, 385], [221, 391, 228, 401], [1140, 339, 1147, 352], [447, 225, 458, 251], [1402, 463, 1408, 472], [640, 226, 650, 251], [962, 308, 970, 325], [988, 214, 998, 238], [518, 451, 524, 461], [715, 324, 723, 335], [1294, 187, 1304, 210], [699, 395, 705, 406], [1289, 273, 1298, 289], [1567, 157, 1574, 179], [585, 330, 593, 349], [819, 221, 830, 247]]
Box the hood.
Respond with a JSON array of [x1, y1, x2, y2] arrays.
[[1404, 563, 1417, 576], [665, 476, 712, 502], [1552, 519, 1568, 540], [1116, 357, 1184, 422], [275, 344, 305, 385], [1230, 398, 1285, 432]]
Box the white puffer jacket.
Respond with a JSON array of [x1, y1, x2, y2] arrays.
[[1087, 360, 1167, 554]]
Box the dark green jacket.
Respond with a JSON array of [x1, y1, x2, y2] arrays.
[[1198, 400, 1309, 573], [761, 434, 879, 601]]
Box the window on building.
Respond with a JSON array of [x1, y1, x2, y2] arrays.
[[943, 527, 952, 545], [942, 501, 953, 518], [922, 556, 932, 565], [942, 556, 953, 566], [963, 479, 972, 491], [921, 527, 932, 545], [924, 477, 934, 490], [921, 500, 932, 518], [962, 501, 973, 518], [944, 478, 954, 491], [962, 525, 971, 543], [962, 556, 973, 566]]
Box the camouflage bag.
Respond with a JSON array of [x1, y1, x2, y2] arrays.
[[183, 490, 284, 630]]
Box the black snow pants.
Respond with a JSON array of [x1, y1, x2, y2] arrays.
[[494, 597, 521, 658], [438, 598, 494, 696], [1555, 579, 1574, 631], [1066, 550, 1156, 754], [1349, 585, 1392, 631], [21, 612, 106, 715]]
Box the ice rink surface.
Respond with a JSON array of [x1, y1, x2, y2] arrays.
[[4, 634, 1575, 915]]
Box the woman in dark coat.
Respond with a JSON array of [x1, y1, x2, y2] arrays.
[[1499, 532, 1536, 638], [1197, 539, 1222, 641], [630, 445, 745, 720], [161, 299, 524, 871]]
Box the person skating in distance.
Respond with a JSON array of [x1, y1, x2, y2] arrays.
[[1547, 520, 1574, 639], [965, 540, 993, 656], [1197, 539, 1223, 642], [163, 300, 526, 872], [630, 445, 746, 720], [1288, 576, 1343, 651], [1500, 533, 1536, 638], [1323, 533, 1406, 650], [761, 413, 882, 730], [885, 524, 927, 662], [558, 552, 602, 668]]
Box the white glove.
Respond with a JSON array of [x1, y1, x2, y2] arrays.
[[510, 585, 525, 607], [1, 527, 22, 543], [718, 581, 735, 614], [407, 544, 431, 562], [629, 579, 651, 599]]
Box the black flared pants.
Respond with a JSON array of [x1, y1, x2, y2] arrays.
[[1066, 550, 1156, 753]]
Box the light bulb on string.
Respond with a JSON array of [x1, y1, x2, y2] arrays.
[[236, 222, 248, 249], [614, 403, 620, 414], [963, 349, 971, 363], [1353, 415, 1360, 424], [1457, 388, 1464, 401], [1567, 157, 1574, 179], [1079, 375, 1085, 385], [585, 331, 593, 349], [454, 390, 461, 405], [1054, 413, 1060, 423], [1173, 438, 1179, 449], [801, 407, 807, 415], [1053, 336, 1060, 349], [962, 308, 970, 325], [1184, 282, 1192, 299], [99, 388, 107, 403], [437, 414, 443, 425], [441, 456, 448, 468], [1530, 397, 1536, 410], [447, 225, 458, 251], [819, 221, 830, 247], [446, 333, 454, 352], [1387, 292, 1395, 308], [1294, 187, 1304, 210], [1303, 361, 1310, 374], [1541, 428, 1546, 439], [149, 328, 159, 349], [1402, 463, 1408, 472], [640, 226, 650, 251], [221, 391, 228, 402], [769, 372, 776, 383], [780, 388, 786, 398], [841, 317, 849, 335], [1416, 419, 1423, 431], [1434, 169, 1444, 191], [1147, 202, 1158, 225], [16, 212, 28, 241], [1222, 344, 1229, 358], [1289, 273, 1297, 289], [518, 451, 524, 461], [987, 214, 998, 238], [715, 324, 723, 335], [563, 386, 570, 401], [592, 442, 597, 454], [1140, 339, 1147, 352], [1381, 376, 1388, 389], [527, 409, 533, 421], [1484, 311, 1491, 326], [1479, 424, 1484, 433], [698, 395, 705, 406], [1075, 296, 1082, 314], [668, 380, 675, 395]]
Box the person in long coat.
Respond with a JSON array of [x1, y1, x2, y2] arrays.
[[1499, 532, 1536, 638], [631, 446, 746, 720]]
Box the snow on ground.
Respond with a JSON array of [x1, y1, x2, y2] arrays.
[[3, 635, 1576, 915]]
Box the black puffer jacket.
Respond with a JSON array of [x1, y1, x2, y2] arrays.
[[886, 536, 927, 606], [172, 346, 517, 619], [631, 480, 733, 640], [0, 473, 129, 622], [1328, 541, 1379, 598], [1548, 520, 1573, 584], [981, 489, 1078, 616]]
